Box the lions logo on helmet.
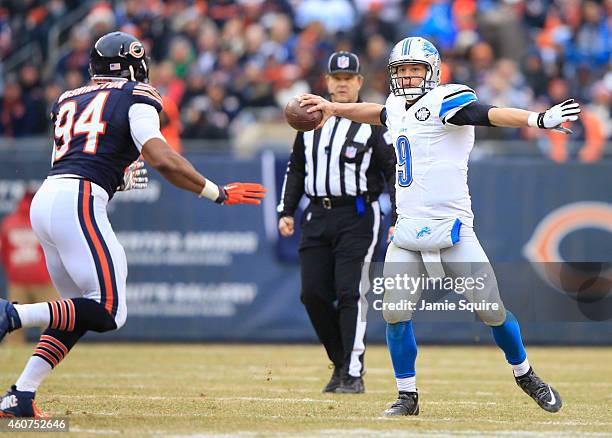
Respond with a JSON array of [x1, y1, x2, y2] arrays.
[[388, 37, 441, 101]]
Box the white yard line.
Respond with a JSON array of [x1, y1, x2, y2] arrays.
[[53, 408, 612, 428], [212, 397, 337, 403], [50, 394, 338, 403], [51, 393, 504, 406], [69, 428, 122, 435], [162, 430, 612, 438]]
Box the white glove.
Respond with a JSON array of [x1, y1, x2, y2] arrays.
[[529, 99, 581, 134], [119, 160, 148, 191]]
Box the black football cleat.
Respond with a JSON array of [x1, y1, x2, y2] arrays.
[[322, 366, 342, 393], [515, 367, 562, 413], [335, 375, 365, 394], [383, 391, 419, 416], [0, 299, 21, 343]]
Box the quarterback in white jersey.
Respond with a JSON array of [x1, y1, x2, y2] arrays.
[[299, 36, 580, 417], [385, 83, 478, 226]]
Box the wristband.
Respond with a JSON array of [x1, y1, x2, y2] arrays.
[[199, 179, 221, 201], [527, 112, 539, 128]]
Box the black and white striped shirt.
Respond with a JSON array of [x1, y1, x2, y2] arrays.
[[278, 116, 396, 220]]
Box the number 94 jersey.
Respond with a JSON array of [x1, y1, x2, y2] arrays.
[[48, 80, 163, 198], [384, 84, 477, 227]]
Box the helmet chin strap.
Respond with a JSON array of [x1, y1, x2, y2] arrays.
[[128, 65, 136, 81], [402, 83, 426, 101], [141, 60, 148, 83], [403, 92, 423, 102]]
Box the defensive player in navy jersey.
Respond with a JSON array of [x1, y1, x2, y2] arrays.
[[0, 32, 266, 417]]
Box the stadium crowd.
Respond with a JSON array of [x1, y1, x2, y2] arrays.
[[0, 0, 610, 160]]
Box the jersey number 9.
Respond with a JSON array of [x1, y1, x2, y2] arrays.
[[395, 135, 412, 187]]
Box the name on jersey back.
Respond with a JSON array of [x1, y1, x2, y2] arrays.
[[58, 81, 126, 103]]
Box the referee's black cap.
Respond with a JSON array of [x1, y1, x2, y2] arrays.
[[327, 51, 360, 75]]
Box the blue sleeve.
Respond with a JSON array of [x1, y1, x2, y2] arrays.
[[439, 88, 478, 123]]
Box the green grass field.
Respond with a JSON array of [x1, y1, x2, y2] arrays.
[[1, 344, 611, 437]]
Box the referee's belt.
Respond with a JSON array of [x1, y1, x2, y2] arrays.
[[308, 194, 374, 210]]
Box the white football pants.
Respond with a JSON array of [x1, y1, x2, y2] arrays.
[[382, 226, 506, 325], [30, 177, 127, 328]]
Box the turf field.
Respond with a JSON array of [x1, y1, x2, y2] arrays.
[[1, 344, 611, 437]]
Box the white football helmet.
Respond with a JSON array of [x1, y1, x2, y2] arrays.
[[388, 37, 441, 101]]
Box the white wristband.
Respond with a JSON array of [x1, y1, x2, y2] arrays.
[[199, 179, 220, 201], [527, 112, 539, 128]]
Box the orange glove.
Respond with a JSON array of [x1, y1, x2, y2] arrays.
[[217, 182, 266, 205]]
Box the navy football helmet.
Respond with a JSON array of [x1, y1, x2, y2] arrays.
[[89, 32, 149, 82]]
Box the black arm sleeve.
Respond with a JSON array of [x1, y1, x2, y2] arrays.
[[447, 102, 496, 127], [277, 133, 306, 218], [370, 126, 398, 224], [380, 108, 387, 126]]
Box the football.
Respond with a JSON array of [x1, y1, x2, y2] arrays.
[[284, 97, 323, 132]]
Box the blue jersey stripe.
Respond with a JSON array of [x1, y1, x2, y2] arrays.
[[439, 92, 477, 120]]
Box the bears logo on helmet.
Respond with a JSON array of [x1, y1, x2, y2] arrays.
[[128, 41, 145, 59], [89, 32, 149, 83]]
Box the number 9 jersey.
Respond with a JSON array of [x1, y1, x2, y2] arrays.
[[48, 79, 163, 198], [384, 84, 478, 227]]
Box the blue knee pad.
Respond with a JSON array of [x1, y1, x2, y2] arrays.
[[491, 310, 527, 365], [386, 321, 417, 378]]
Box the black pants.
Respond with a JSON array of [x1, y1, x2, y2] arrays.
[[299, 201, 381, 377]]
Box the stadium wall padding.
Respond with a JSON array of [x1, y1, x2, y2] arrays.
[[0, 150, 610, 344]]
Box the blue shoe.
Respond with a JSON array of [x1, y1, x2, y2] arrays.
[[0, 386, 48, 418], [0, 298, 21, 342]]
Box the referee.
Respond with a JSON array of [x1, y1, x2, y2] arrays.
[[278, 51, 396, 394]]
